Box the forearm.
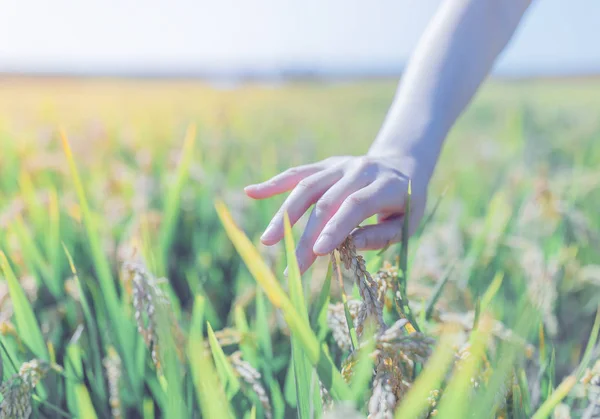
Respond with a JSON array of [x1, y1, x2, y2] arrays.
[[369, 0, 532, 179]]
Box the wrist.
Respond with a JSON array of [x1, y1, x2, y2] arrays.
[[368, 135, 443, 186]]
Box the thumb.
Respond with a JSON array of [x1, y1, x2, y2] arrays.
[[351, 216, 404, 251]]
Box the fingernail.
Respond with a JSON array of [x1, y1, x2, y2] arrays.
[[260, 224, 276, 242], [313, 233, 332, 254]]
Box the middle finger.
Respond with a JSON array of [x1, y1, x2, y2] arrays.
[[294, 168, 374, 273]]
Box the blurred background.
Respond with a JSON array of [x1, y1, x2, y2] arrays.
[[2, 0, 600, 78], [1, 1, 600, 417]]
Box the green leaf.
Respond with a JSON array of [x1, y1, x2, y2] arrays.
[[284, 361, 297, 408], [215, 200, 353, 401], [471, 301, 539, 418], [332, 251, 358, 351], [436, 316, 493, 419], [143, 398, 155, 419], [189, 302, 233, 419], [350, 327, 377, 403], [207, 322, 242, 399], [158, 124, 196, 275], [234, 305, 258, 366], [17, 171, 45, 232], [0, 251, 48, 360], [155, 294, 187, 418], [255, 289, 273, 359], [266, 374, 285, 419], [394, 326, 459, 419], [47, 189, 62, 298], [60, 130, 139, 394], [284, 213, 313, 419], [424, 261, 456, 320], [11, 216, 54, 294], [310, 263, 332, 330], [395, 181, 420, 332], [480, 271, 504, 310], [531, 376, 576, 419], [66, 344, 86, 417], [74, 385, 98, 419], [517, 368, 532, 417], [576, 306, 600, 380], [62, 243, 107, 402]]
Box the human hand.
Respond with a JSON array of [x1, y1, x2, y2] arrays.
[[244, 154, 429, 275]]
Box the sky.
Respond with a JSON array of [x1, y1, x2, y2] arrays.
[[1, 0, 599, 77]]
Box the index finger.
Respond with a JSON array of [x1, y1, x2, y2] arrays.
[[244, 164, 322, 199]]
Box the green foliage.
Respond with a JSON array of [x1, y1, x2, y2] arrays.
[[0, 79, 598, 418]]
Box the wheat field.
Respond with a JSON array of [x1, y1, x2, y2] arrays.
[[0, 76, 599, 418]]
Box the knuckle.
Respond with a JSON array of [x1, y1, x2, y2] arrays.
[[346, 194, 371, 219], [315, 198, 334, 215], [347, 193, 367, 208], [296, 178, 314, 190], [381, 175, 404, 191], [355, 156, 376, 171], [284, 167, 300, 177]]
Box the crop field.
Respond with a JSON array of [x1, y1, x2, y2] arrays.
[[0, 76, 599, 418]]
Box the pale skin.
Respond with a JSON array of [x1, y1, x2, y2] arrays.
[[245, 0, 533, 274]]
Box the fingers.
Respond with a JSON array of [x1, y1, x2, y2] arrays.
[[244, 163, 322, 199], [260, 169, 343, 245], [351, 216, 404, 251], [294, 169, 373, 274], [312, 178, 407, 255]]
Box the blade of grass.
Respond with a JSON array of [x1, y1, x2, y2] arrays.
[[155, 295, 187, 418], [0, 251, 48, 360], [32, 395, 73, 419], [255, 289, 273, 359], [511, 371, 525, 419], [65, 344, 83, 417], [481, 271, 504, 310], [531, 376, 577, 419], [215, 200, 352, 401], [143, 398, 155, 419], [349, 325, 377, 404], [157, 123, 196, 276], [207, 322, 242, 399], [11, 215, 51, 281], [145, 374, 166, 413], [62, 243, 107, 402], [418, 185, 448, 235], [74, 384, 99, 419], [395, 180, 420, 332], [189, 299, 233, 419], [436, 315, 493, 419], [254, 288, 285, 418], [0, 336, 21, 379], [60, 129, 139, 393], [539, 323, 547, 366], [47, 188, 62, 298], [332, 250, 358, 351], [284, 213, 313, 419], [310, 263, 332, 330], [234, 305, 258, 366], [18, 171, 45, 232], [471, 300, 540, 417], [546, 348, 556, 400], [424, 261, 456, 320], [284, 360, 297, 407], [394, 324, 461, 419], [517, 368, 532, 417], [576, 306, 600, 380]]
